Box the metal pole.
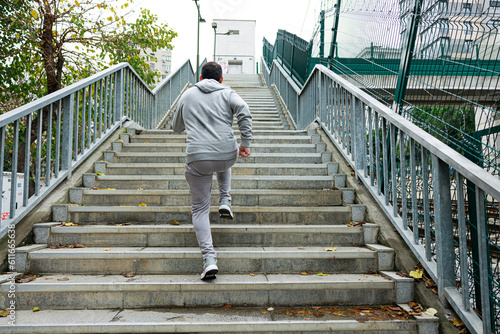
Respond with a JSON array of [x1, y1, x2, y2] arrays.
[[212, 22, 217, 62], [194, 0, 201, 82]]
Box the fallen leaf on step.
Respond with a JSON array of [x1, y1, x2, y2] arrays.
[[365, 271, 376, 275], [100, 188, 116, 190], [170, 221, 180, 225], [116, 139, 123, 142], [32, 307, 40, 312], [103, 248, 111, 251], [138, 203, 147, 207], [89, 187, 99, 190], [68, 245, 75, 248], [249, 273, 256, 276], [300, 271, 312, 275], [44, 278, 53, 280], [450, 318, 465, 328], [408, 311, 422, 316], [96, 172, 105, 176], [221, 304, 232, 309], [396, 271, 411, 278], [119, 205, 131, 207], [409, 269, 423, 279], [324, 248, 336, 252], [122, 273, 135, 277], [267, 307, 274, 311], [74, 244, 85, 248], [57, 278, 69, 281], [347, 222, 354, 227], [138, 188, 147, 190], [316, 273, 328, 276], [143, 142, 148, 143], [261, 311, 268, 314], [432, 288, 438, 295], [424, 308, 437, 316], [0, 309, 8, 317], [62, 222, 78, 227], [16, 274, 41, 283]]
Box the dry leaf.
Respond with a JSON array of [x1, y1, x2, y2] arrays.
[[57, 278, 69, 281], [424, 308, 437, 316], [249, 273, 256, 276], [221, 304, 232, 309], [347, 222, 354, 227], [96, 172, 105, 176], [450, 318, 465, 328], [16, 274, 41, 283], [62, 222, 78, 226], [316, 273, 328, 276], [116, 139, 123, 142], [122, 273, 135, 277], [300, 271, 312, 275], [365, 271, 376, 275], [32, 307, 40, 312], [325, 248, 337, 252], [138, 203, 147, 207], [170, 221, 180, 226], [0, 309, 9, 317], [74, 244, 85, 248], [432, 288, 438, 295], [409, 269, 423, 279], [261, 311, 268, 314], [138, 188, 146, 190], [89, 187, 99, 190], [103, 248, 111, 251]]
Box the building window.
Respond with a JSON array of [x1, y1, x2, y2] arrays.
[[491, 1, 500, 7], [162, 55, 171, 62], [464, 40, 473, 53], [150, 63, 155, 70], [162, 65, 171, 72], [463, 3, 472, 15], [464, 21, 473, 35]]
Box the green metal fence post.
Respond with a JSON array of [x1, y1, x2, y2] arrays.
[[319, 10, 325, 59], [393, 0, 423, 113], [328, 0, 342, 68]]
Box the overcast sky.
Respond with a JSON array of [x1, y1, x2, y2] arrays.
[[135, 0, 322, 70]]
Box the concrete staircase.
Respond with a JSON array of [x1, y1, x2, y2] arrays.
[[0, 74, 437, 333]]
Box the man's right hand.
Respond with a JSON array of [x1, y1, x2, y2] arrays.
[[239, 146, 251, 158]]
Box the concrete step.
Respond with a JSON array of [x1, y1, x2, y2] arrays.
[[128, 134, 315, 144], [35, 224, 376, 248], [116, 143, 321, 154], [141, 129, 308, 136], [84, 174, 335, 190], [107, 152, 331, 164], [69, 188, 343, 207], [1, 272, 411, 310], [0, 306, 433, 334], [52, 204, 356, 225], [94, 162, 337, 176], [23, 246, 390, 275]]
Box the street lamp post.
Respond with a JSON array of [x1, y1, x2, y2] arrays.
[[193, 0, 205, 82], [212, 22, 217, 62]]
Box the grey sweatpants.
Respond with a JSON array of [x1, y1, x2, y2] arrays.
[[185, 157, 237, 259]]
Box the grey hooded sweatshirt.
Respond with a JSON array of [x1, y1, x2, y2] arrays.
[[172, 79, 252, 164]]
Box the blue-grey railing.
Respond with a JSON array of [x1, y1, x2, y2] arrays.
[[0, 59, 195, 238], [262, 57, 500, 334]]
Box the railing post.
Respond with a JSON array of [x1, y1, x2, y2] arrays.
[[114, 68, 125, 123], [353, 97, 364, 179], [62, 94, 74, 176], [431, 154, 455, 306]]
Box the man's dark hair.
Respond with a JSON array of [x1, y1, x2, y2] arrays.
[[201, 62, 223, 81]]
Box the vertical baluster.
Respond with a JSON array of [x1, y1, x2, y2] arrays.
[[23, 115, 31, 206], [103, 77, 108, 132], [382, 119, 389, 205], [45, 104, 53, 187], [456, 173, 470, 311], [87, 83, 93, 147], [368, 108, 374, 185], [99, 78, 104, 138], [475, 187, 492, 334], [0, 127, 4, 216], [35, 109, 43, 196], [400, 129, 407, 222], [74, 91, 79, 158], [342, 89, 347, 150], [422, 147, 431, 260], [410, 139, 419, 243], [94, 80, 99, 142], [375, 113, 381, 195], [80, 87, 86, 154], [391, 125, 397, 217], [55, 101, 61, 178], [10, 120, 20, 218], [108, 75, 113, 129]]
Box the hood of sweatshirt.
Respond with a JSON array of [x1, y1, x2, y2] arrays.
[[195, 79, 228, 93]]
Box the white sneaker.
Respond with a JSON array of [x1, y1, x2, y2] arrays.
[[201, 257, 218, 280], [219, 199, 233, 219]]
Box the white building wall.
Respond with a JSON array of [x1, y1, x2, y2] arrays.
[[213, 19, 256, 74]]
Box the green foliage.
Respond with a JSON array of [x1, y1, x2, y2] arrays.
[[0, 0, 177, 113]]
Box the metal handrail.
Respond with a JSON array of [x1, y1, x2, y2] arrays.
[[262, 57, 498, 334], [0, 59, 195, 238]]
